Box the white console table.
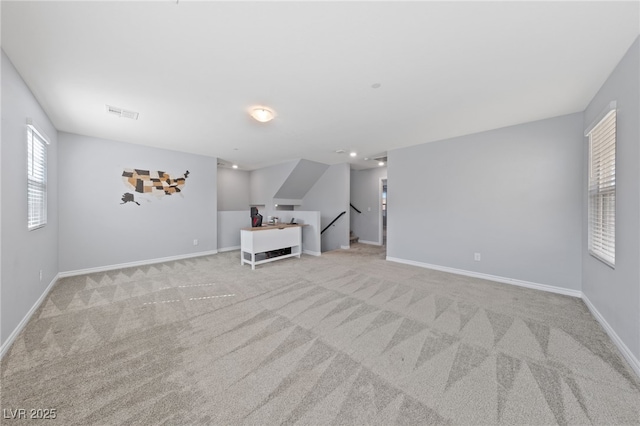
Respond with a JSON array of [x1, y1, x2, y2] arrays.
[[240, 224, 304, 270]]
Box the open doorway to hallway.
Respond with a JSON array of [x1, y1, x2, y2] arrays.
[[381, 178, 387, 246]]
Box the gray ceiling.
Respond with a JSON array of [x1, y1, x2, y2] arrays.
[[2, 1, 639, 170]]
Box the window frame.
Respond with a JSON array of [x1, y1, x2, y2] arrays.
[[27, 118, 49, 231], [585, 103, 616, 268]]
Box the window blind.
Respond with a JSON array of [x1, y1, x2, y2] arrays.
[[27, 121, 48, 230], [587, 108, 616, 267]]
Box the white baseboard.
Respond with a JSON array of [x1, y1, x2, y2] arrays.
[[59, 250, 219, 278], [218, 245, 240, 253], [359, 240, 382, 246], [385, 256, 582, 298], [582, 294, 640, 379], [340, 245, 350, 250], [1, 273, 59, 359], [303, 249, 321, 257]]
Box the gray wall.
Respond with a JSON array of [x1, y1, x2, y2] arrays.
[[217, 167, 250, 211], [275, 159, 328, 200], [217, 211, 250, 251], [1, 51, 59, 346], [388, 112, 584, 290], [250, 160, 297, 207], [582, 37, 639, 362], [58, 132, 217, 272], [350, 167, 387, 244], [297, 163, 350, 252], [294, 211, 322, 255]]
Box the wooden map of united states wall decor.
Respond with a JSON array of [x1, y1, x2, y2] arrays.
[[120, 169, 189, 205]]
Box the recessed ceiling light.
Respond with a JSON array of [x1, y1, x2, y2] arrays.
[[378, 161, 385, 166], [232, 164, 238, 169], [249, 106, 275, 123], [350, 152, 357, 157]]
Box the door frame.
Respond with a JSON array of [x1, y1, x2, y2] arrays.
[[379, 178, 387, 246]]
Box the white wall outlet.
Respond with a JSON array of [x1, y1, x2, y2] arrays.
[[368, 207, 371, 212], [474, 253, 481, 261], [193, 239, 199, 246], [39, 270, 43, 281]]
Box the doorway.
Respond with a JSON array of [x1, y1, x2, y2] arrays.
[[381, 178, 387, 246]]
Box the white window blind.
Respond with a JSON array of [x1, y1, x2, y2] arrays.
[[587, 107, 616, 267], [27, 120, 49, 230]]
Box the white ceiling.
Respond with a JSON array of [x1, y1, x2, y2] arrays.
[[2, 1, 639, 170]]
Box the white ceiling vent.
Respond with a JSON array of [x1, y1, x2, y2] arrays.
[[106, 105, 139, 120]]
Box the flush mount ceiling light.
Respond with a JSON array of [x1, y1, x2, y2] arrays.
[[378, 161, 385, 166], [249, 106, 275, 123], [350, 152, 357, 157]]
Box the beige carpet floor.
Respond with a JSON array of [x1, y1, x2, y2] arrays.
[[1, 243, 639, 425]]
